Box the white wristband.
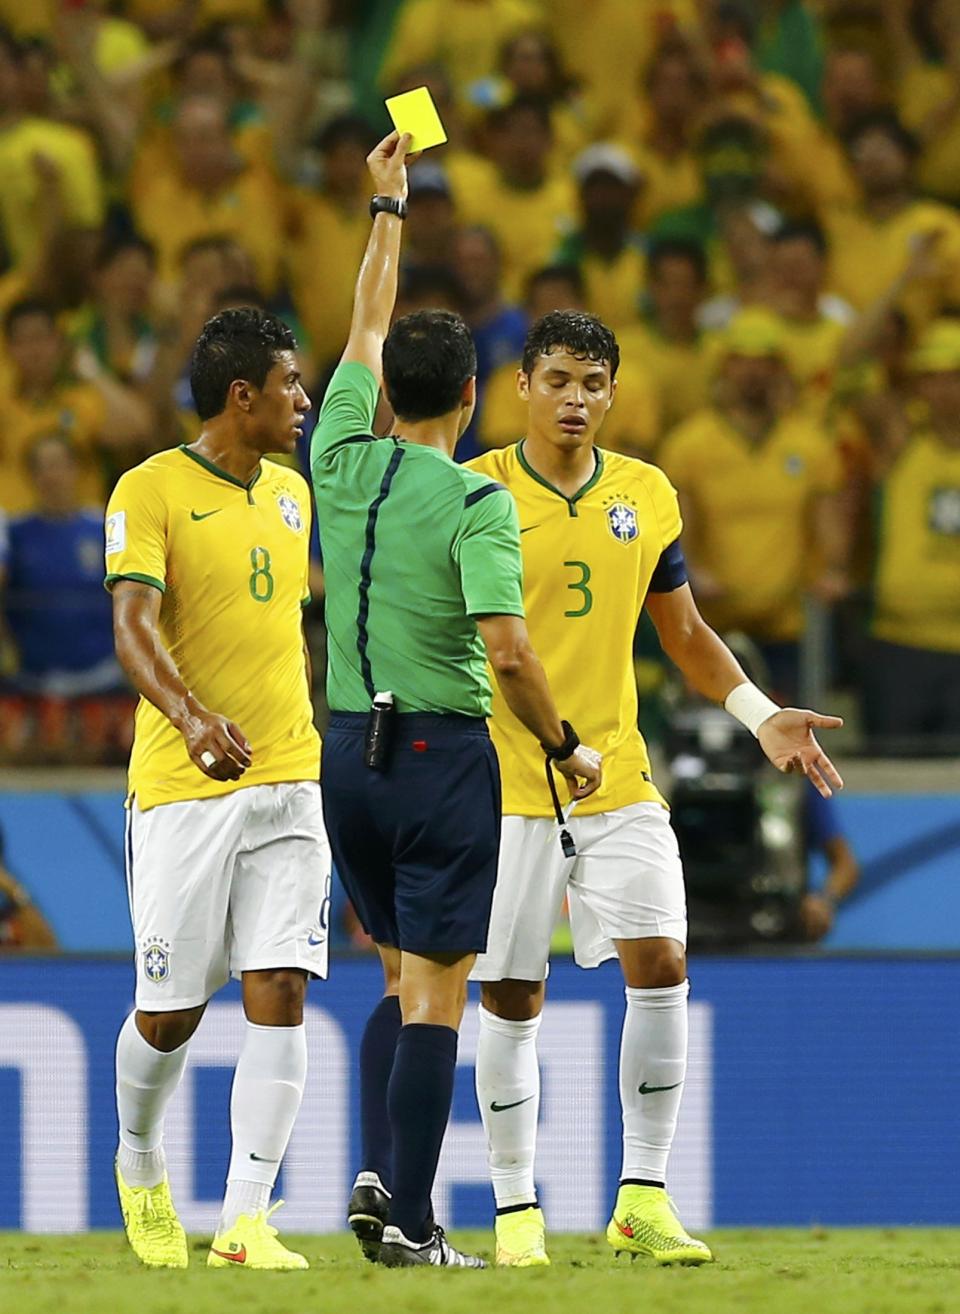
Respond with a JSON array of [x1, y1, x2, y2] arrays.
[[724, 681, 780, 737]]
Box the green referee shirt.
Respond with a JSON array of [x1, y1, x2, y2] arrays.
[[311, 360, 525, 716]]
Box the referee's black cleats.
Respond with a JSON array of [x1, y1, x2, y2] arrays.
[[347, 1172, 390, 1263], [379, 1224, 487, 1269]]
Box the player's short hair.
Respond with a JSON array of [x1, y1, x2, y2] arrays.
[[648, 238, 708, 284], [771, 219, 828, 257], [190, 307, 297, 421], [4, 298, 56, 338], [521, 310, 620, 379], [382, 310, 477, 422]]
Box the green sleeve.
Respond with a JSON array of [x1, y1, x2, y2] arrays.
[[453, 484, 525, 618], [311, 360, 380, 471]]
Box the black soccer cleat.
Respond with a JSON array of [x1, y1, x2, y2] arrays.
[[379, 1223, 487, 1269], [347, 1172, 391, 1262]]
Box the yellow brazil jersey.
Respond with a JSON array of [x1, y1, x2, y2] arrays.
[[468, 441, 682, 817], [872, 429, 960, 654], [104, 446, 320, 809]]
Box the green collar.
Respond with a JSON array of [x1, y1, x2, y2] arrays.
[[180, 444, 262, 494], [516, 439, 604, 516]]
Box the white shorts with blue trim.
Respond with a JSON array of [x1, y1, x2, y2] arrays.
[[471, 802, 687, 983], [125, 781, 331, 1010]]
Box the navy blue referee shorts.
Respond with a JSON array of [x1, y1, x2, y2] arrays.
[[321, 712, 501, 956]]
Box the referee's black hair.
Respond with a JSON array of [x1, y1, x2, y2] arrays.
[[521, 310, 620, 380], [382, 309, 477, 422], [190, 307, 297, 421]]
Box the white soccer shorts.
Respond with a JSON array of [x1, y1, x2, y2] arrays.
[[471, 801, 687, 982], [125, 780, 331, 1010]]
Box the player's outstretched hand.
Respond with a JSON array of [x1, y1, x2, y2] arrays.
[[367, 130, 413, 201], [555, 744, 603, 800], [757, 707, 844, 799], [181, 709, 253, 781]]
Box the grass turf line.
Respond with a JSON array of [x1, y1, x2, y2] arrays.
[[1, 1229, 959, 1314]]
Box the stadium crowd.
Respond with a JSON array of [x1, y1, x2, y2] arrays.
[[0, 0, 958, 764]]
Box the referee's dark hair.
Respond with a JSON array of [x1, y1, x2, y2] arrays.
[[521, 310, 620, 380], [382, 309, 477, 421], [190, 307, 297, 420]]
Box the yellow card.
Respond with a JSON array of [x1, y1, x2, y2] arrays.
[[385, 86, 448, 153]]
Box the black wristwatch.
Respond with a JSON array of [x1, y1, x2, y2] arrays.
[[541, 720, 580, 762], [370, 194, 408, 220]]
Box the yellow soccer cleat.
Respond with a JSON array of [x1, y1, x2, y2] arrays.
[[207, 1201, 308, 1271], [115, 1161, 188, 1269], [606, 1185, 713, 1266], [495, 1206, 551, 1267]]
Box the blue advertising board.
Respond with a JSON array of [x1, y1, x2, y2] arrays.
[[0, 955, 957, 1233]]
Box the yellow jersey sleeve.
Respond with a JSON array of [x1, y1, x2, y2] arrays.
[[104, 467, 168, 593], [643, 462, 683, 549]]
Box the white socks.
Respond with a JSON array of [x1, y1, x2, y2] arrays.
[[475, 1005, 542, 1209], [220, 1021, 307, 1232], [115, 1012, 190, 1188], [619, 982, 689, 1183]]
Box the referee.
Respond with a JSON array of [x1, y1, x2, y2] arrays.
[[311, 131, 602, 1270]]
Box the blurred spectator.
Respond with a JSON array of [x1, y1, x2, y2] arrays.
[[70, 235, 159, 389], [697, 202, 779, 329], [0, 822, 57, 950], [798, 786, 859, 942], [288, 113, 376, 374], [402, 162, 458, 276], [459, 96, 576, 299], [131, 93, 285, 295], [394, 264, 461, 318], [0, 300, 111, 514], [621, 40, 706, 229], [0, 29, 104, 275], [554, 143, 646, 329], [379, 0, 540, 96], [754, 0, 826, 115], [660, 308, 848, 699], [824, 111, 960, 328], [452, 225, 527, 462], [888, 0, 960, 207], [862, 318, 960, 755], [479, 263, 660, 458], [618, 237, 712, 433]]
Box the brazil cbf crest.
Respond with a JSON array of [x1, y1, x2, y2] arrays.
[[277, 492, 303, 532], [142, 938, 171, 984], [607, 502, 639, 544]]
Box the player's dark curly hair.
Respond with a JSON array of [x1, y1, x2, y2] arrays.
[[190, 307, 297, 421], [521, 310, 619, 379], [382, 309, 477, 421]]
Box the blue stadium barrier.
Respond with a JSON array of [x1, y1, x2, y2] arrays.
[[0, 955, 956, 1232]]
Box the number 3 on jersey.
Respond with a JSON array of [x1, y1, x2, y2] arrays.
[[249, 546, 274, 602], [564, 560, 592, 617]]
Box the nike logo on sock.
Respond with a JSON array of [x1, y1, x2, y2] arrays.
[[249, 1152, 280, 1162], [490, 1095, 535, 1113], [638, 1081, 682, 1095]]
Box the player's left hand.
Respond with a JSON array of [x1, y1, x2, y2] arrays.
[[756, 707, 844, 799]]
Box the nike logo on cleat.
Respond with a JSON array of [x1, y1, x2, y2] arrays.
[[490, 1095, 535, 1113], [211, 1245, 246, 1263], [190, 509, 222, 521], [614, 1219, 634, 1239], [638, 1081, 682, 1095]]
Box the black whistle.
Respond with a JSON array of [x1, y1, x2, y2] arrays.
[[364, 691, 395, 771]]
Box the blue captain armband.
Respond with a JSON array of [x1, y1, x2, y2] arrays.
[[648, 537, 688, 593]]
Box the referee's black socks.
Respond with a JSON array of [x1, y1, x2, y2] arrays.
[[386, 1023, 458, 1242], [359, 994, 402, 1189]]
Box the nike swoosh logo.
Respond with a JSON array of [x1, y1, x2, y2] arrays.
[[613, 1217, 634, 1239], [519, 524, 542, 534], [211, 1245, 247, 1263], [190, 509, 222, 521], [249, 1152, 280, 1163], [490, 1095, 535, 1113], [638, 1081, 683, 1095], [307, 933, 325, 946]]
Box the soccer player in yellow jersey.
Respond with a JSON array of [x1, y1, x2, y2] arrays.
[[468, 310, 845, 1267], [104, 308, 329, 1271]]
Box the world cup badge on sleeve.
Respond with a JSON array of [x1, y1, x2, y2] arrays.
[[607, 502, 639, 544], [142, 938, 171, 984]]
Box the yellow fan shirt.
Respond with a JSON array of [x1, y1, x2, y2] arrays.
[[104, 446, 319, 809], [468, 441, 683, 816]]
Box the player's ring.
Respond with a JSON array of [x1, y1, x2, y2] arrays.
[[200, 750, 217, 769]]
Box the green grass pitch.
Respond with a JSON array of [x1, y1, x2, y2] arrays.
[[2, 1230, 959, 1314]]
